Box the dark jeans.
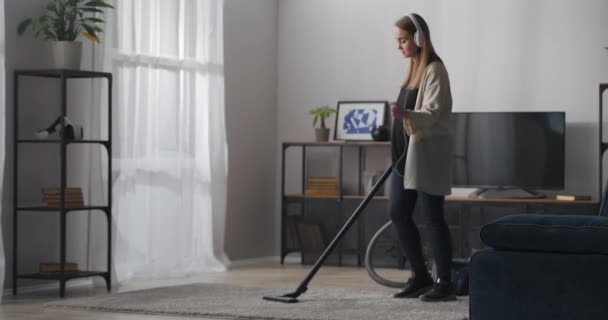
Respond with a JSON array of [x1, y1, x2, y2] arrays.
[[388, 171, 453, 280]]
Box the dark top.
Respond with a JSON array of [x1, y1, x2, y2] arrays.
[[391, 87, 419, 175]]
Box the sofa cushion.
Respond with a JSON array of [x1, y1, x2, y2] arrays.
[[480, 214, 608, 254], [470, 250, 608, 320]]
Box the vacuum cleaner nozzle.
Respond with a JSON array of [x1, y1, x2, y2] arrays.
[[262, 295, 299, 303]]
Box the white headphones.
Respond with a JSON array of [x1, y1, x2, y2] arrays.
[[408, 14, 424, 47]]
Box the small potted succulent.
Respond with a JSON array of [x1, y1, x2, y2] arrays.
[[309, 105, 336, 142], [17, 0, 114, 69]]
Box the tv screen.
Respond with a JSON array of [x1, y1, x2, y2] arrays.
[[451, 112, 565, 190]]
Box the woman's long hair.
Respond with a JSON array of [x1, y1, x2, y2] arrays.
[[395, 13, 442, 89]]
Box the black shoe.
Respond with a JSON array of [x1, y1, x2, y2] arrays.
[[393, 276, 434, 298], [420, 278, 457, 302]]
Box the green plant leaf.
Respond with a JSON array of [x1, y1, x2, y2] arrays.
[[81, 23, 99, 42], [17, 0, 113, 42], [81, 17, 104, 23], [81, 7, 104, 14], [309, 105, 336, 127], [47, 2, 59, 16], [43, 29, 57, 41], [17, 18, 33, 35], [84, 0, 114, 9]]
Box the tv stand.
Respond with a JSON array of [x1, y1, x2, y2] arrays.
[[469, 188, 546, 199], [280, 142, 599, 266]]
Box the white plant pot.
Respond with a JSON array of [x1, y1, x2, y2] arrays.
[[51, 41, 83, 70]]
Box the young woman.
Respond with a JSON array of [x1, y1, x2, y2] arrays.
[[388, 13, 455, 302]]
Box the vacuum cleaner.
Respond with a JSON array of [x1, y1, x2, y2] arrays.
[[263, 165, 393, 303]]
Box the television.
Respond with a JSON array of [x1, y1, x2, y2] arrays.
[[451, 112, 565, 191]]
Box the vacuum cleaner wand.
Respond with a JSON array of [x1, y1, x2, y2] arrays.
[[263, 165, 393, 303]]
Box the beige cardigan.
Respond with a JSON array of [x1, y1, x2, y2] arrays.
[[401, 61, 453, 196]]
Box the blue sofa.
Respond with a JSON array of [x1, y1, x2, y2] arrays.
[[470, 191, 608, 319]]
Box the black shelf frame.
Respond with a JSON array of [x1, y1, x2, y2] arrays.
[[16, 205, 110, 212], [13, 69, 113, 298], [280, 141, 390, 266], [17, 271, 108, 280], [17, 139, 109, 145], [600, 83, 608, 200], [280, 141, 600, 267]]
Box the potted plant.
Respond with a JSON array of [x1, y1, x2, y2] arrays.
[[17, 0, 114, 70], [309, 105, 336, 142]]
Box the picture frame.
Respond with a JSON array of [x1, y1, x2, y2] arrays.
[[334, 101, 389, 141]]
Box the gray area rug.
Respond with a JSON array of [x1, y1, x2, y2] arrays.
[[46, 283, 469, 320]]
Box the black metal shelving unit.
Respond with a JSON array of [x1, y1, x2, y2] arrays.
[[280, 141, 391, 266], [280, 141, 599, 267], [600, 83, 608, 200], [13, 69, 112, 298]]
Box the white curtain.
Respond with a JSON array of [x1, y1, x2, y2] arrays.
[[0, 0, 5, 302], [100, 0, 229, 284]]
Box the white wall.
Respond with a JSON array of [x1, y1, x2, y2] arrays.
[[224, 0, 278, 260], [277, 0, 608, 204]]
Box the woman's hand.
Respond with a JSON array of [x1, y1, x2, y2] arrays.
[[390, 102, 403, 119]]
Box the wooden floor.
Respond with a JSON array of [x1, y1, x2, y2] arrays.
[[0, 261, 411, 320]]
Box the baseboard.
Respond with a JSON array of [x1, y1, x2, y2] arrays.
[[4, 278, 94, 296], [229, 254, 301, 268], [228, 256, 279, 268]]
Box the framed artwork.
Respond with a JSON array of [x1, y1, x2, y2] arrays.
[[334, 101, 388, 141]]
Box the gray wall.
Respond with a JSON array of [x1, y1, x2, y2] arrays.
[[277, 0, 608, 196], [275, 0, 608, 256], [223, 0, 278, 260]]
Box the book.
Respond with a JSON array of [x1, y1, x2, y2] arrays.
[[306, 177, 337, 182], [307, 180, 338, 184], [304, 189, 339, 196], [45, 201, 85, 208], [43, 191, 83, 197], [306, 178, 338, 186], [46, 200, 84, 205], [39, 262, 79, 273], [42, 187, 82, 194], [305, 177, 338, 196], [555, 194, 592, 201], [307, 181, 338, 186], [305, 184, 338, 190], [42, 187, 84, 208], [43, 195, 84, 201]]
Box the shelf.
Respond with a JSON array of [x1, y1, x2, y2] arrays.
[[344, 195, 388, 200], [13, 68, 113, 298], [17, 139, 109, 145], [284, 194, 389, 200], [280, 134, 601, 266], [284, 141, 391, 148], [15, 69, 111, 79], [17, 271, 108, 280], [285, 194, 339, 199], [445, 197, 599, 205], [285, 194, 599, 204], [17, 205, 109, 212]]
